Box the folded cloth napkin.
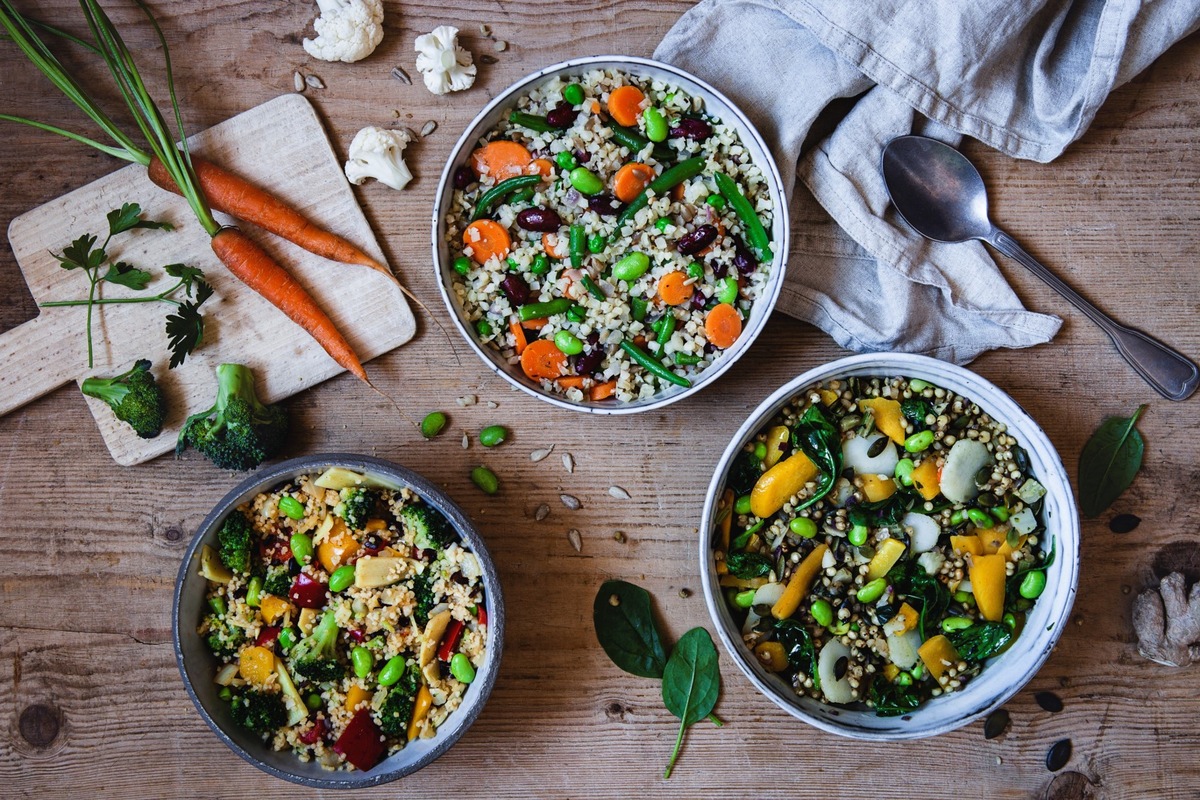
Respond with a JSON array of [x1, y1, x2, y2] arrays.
[[655, 0, 1200, 363]]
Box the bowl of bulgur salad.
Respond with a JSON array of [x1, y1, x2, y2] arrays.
[[433, 56, 788, 413], [172, 455, 503, 787], [701, 354, 1079, 739]]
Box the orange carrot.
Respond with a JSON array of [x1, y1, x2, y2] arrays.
[[509, 317, 528, 355], [658, 270, 693, 306], [210, 227, 367, 381], [607, 85, 645, 127], [470, 141, 533, 180], [705, 302, 743, 349], [521, 338, 567, 380], [590, 379, 618, 401], [555, 375, 587, 390], [542, 232, 568, 259], [464, 220, 512, 264], [531, 158, 554, 179], [613, 163, 655, 203], [522, 317, 550, 330]]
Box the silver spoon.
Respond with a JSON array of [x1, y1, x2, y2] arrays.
[[882, 135, 1198, 401]]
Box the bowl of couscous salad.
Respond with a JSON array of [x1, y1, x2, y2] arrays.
[[701, 354, 1079, 739], [433, 56, 788, 413], [172, 455, 504, 787]]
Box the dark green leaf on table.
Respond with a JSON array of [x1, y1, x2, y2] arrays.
[[102, 261, 153, 290], [107, 202, 173, 236], [1078, 405, 1147, 517], [593, 580, 668, 679], [164, 281, 212, 368], [661, 627, 721, 779]]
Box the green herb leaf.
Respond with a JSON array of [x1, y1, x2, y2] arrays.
[[593, 580, 668, 679], [791, 404, 841, 511], [773, 619, 819, 689], [101, 261, 153, 289], [947, 621, 1013, 661], [55, 233, 104, 271], [869, 677, 921, 716], [661, 627, 720, 779], [163, 262, 205, 292], [164, 281, 212, 368], [1078, 405, 1147, 517], [724, 551, 772, 579], [107, 202, 173, 236]]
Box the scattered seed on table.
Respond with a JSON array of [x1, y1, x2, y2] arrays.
[[305, 74, 325, 89], [420, 120, 437, 136], [608, 593, 620, 607], [493, 39, 508, 51], [391, 66, 412, 84], [420, 411, 448, 438], [1109, 513, 1141, 533], [530, 446, 554, 462], [479, 23, 491, 36], [562, 453, 575, 473], [1034, 691, 1064, 713], [679, 588, 691, 598], [567, 529, 582, 551], [293, 71, 305, 92], [479, 54, 498, 65], [983, 709, 1010, 740], [613, 531, 626, 543], [608, 485, 632, 500], [400, 126, 419, 140], [534, 504, 550, 521], [560, 494, 582, 510], [1046, 739, 1072, 772], [487, 401, 498, 409], [461, 432, 469, 449]]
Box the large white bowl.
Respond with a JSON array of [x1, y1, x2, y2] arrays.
[[700, 354, 1079, 739], [431, 55, 789, 414]]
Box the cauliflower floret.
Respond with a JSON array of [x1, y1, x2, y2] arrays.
[[302, 0, 384, 63], [414, 25, 476, 95], [344, 127, 412, 191]]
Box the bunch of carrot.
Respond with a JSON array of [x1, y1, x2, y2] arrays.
[[0, 0, 384, 383]]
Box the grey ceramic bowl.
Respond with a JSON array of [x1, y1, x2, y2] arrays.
[[172, 455, 504, 788], [700, 354, 1079, 739], [431, 55, 790, 415]]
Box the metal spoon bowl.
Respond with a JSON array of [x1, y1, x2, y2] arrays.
[[882, 135, 1198, 401]]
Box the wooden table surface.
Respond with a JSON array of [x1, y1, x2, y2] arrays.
[[3, 3, 1198, 798]]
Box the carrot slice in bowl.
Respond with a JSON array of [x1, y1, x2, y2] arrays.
[[470, 141, 533, 180], [705, 302, 743, 349], [520, 338, 568, 380], [464, 220, 512, 264], [607, 85, 645, 127], [658, 270, 693, 306], [613, 163, 655, 203]]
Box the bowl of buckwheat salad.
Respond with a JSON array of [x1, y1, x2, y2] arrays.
[[701, 354, 1079, 739], [173, 455, 504, 787], [433, 56, 788, 413]]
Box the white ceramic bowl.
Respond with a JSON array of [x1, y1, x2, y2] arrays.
[[431, 55, 789, 414], [700, 354, 1079, 739]]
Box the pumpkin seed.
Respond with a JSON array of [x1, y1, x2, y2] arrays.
[[833, 656, 849, 681], [1046, 738, 1072, 771], [839, 414, 862, 432], [534, 504, 550, 521], [479, 23, 491, 36], [560, 494, 582, 510], [391, 66, 412, 84], [305, 74, 325, 89], [613, 530, 627, 543], [1006, 527, 1021, 549], [679, 588, 691, 598], [983, 708, 1010, 740], [563, 453, 575, 473], [975, 465, 993, 487], [977, 492, 997, 507], [293, 71, 305, 92], [461, 432, 469, 449], [867, 436, 888, 458], [1034, 691, 1064, 713], [567, 529, 582, 552], [1109, 513, 1141, 534], [420, 119, 437, 136]]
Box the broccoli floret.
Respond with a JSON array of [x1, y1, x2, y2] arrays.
[[217, 511, 254, 574], [289, 610, 344, 682], [401, 504, 456, 550], [229, 689, 288, 733], [412, 571, 436, 627], [725, 551, 774, 580], [375, 667, 420, 737], [80, 359, 166, 438], [263, 563, 292, 598], [335, 487, 379, 531], [203, 613, 245, 659], [176, 363, 288, 471]]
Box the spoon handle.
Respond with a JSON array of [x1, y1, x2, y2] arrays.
[[988, 228, 1199, 401]]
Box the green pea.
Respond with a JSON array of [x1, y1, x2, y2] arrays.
[[471, 465, 500, 495], [305, 693, 323, 710], [531, 254, 550, 275], [1019, 570, 1046, 599], [218, 686, 233, 702], [278, 496, 306, 520], [506, 256, 521, 271], [421, 411, 448, 438], [789, 517, 818, 539], [705, 194, 726, 210], [563, 83, 585, 106], [654, 217, 670, 232], [856, 578, 887, 603], [612, 252, 651, 282], [480, 425, 508, 447], [848, 524, 869, 546], [894, 458, 915, 486], [904, 430, 935, 452], [733, 589, 756, 609], [941, 616, 974, 632], [278, 627, 298, 651], [686, 262, 704, 279], [569, 166, 604, 195], [810, 598, 833, 627], [329, 564, 356, 593], [453, 256, 471, 276], [555, 151, 577, 170], [208, 596, 226, 616], [991, 506, 1010, 522], [950, 509, 968, 526], [643, 107, 669, 142], [828, 621, 850, 635], [450, 652, 476, 684], [351, 645, 374, 679], [894, 671, 913, 686], [246, 576, 263, 608], [290, 533, 313, 566], [716, 275, 738, 304], [378, 655, 407, 686], [475, 319, 493, 337], [752, 442, 767, 460], [952, 590, 975, 606], [554, 330, 584, 355], [911, 662, 925, 678], [734, 495, 752, 515], [587, 234, 607, 253], [967, 508, 994, 528]]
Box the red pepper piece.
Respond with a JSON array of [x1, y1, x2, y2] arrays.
[[298, 716, 328, 745], [260, 536, 292, 564], [478, 605, 488, 627], [332, 708, 386, 772], [437, 619, 465, 662], [254, 626, 281, 647], [288, 572, 328, 609], [347, 628, 366, 644]]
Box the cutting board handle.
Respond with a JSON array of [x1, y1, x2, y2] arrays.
[[0, 316, 77, 416]]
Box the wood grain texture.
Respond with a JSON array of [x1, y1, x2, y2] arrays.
[[0, 1, 1198, 798]]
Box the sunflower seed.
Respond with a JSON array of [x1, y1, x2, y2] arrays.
[[608, 485, 632, 500], [530, 446, 555, 463], [293, 71, 305, 92], [560, 494, 582, 510], [420, 119, 437, 136], [679, 588, 691, 598], [305, 74, 325, 89], [456, 394, 477, 407], [562, 453, 574, 473], [487, 401, 498, 409], [479, 54, 498, 65], [983, 708, 1010, 740], [1034, 691, 1064, 713], [1046, 739, 1072, 772], [400, 126, 419, 141], [534, 504, 550, 521], [567, 529, 582, 551], [461, 432, 469, 449], [493, 39, 508, 52], [613, 530, 626, 543], [391, 66, 412, 84], [479, 23, 491, 36]]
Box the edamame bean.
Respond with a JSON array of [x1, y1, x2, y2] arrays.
[[351, 645, 374, 678], [967, 508, 994, 528], [218, 686, 233, 701], [471, 465, 500, 495], [555, 151, 577, 170], [421, 411, 448, 438], [453, 256, 471, 276], [587, 234, 607, 253], [378, 656, 407, 686], [569, 166, 604, 195], [480, 425, 508, 447], [278, 627, 298, 651], [531, 254, 550, 275], [734, 495, 752, 515], [904, 430, 935, 452], [752, 442, 767, 460], [450, 652, 476, 684], [278, 496, 305, 520], [810, 598, 833, 627], [733, 589, 756, 608], [208, 596, 227, 616], [475, 319, 493, 337], [856, 578, 887, 603], [950, 509, 967, 526], [612, 252, 651, 282], [705, 194, 726, 210], [952, 590, 975, 606], [941, 616, 974, 632], [1019, 570, 1046, 599], [991, 506, 1010, 522], [716, 275, 738, 304], [789, 517, 817, 539], [848, 524, 869, 546], [290, 533, 313, 566], [909, 379, 931, 391], [563, 83, 585, 106], [894, 458, 915, 486], [643, 107, 668, 142], [686, 262, 704, 279], [329, 564, 356, 593], [246, 576, 263, 608], [305, 693, 323, 710], [554, 330, 584, 355]]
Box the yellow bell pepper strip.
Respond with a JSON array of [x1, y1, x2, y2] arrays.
[[763, 425, 790, 468], [407, 683, 433, 741], [859, 398, 905, 444], [772, 543, 828, 620], [238, 646, 275, 687], [950, 535, 984, 556], [866, 538, 906, 581], [910, 458, 941, 500], [860, 474, 897, 502], [260, 594, 293, 625], [345, 684, 373, 712], [918, 635, 962, 682], [969, 554, 1007, 621], [754, 641, 788, 672], [750, 451, 818, 518]]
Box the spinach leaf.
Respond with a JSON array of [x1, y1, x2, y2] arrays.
[[727, 450, 762, 495], [869, 677, 921, 717], [947, 622, 1013, 661], [593, 580, 669, 679], [661, 627, 721, 779], [887, 559, 949, 640], [791, 404, 841, 511], [848, 489, 920, 530], [725, 551, 773, 579], [1078, 405, 1147, 517], [773, 619, 819, 689], [901, 398, 931, 429]]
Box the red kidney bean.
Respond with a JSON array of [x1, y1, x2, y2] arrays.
[[573, 148, 591, 164], [453, 165, 474, 190], [288, 572, 328, 609], [260, 536, 291, 564], [575, 346, 605, 376], [546, 102, 578, 129], [361, 533, 386, 555], [347, 628, 366, 643], [501, 273, 531, 305], [733, 237, 757, 275], [677, 224, 718, 255], [711, 259, 729, 279], [516, 207, 562, 232], [669, 118, 712, 141], [298, 717, 329, 745], [689, 289, 708, 310], [588, 193, 621, 216]]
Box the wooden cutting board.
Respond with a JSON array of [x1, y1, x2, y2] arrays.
[[0, 93, 415, 466]]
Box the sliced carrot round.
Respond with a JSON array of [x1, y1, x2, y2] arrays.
[[521, 338, 568, 380], [657, 270, 693, 306], [607, 85, 645, 127], [542, 232, 568, 259], [464, 219, 512, 264], [613, 163, 655, 203], [705, 302, 743, 349], [470, 141, 533, 180], [531, 158, 555, 179], [590, 379, 618, 401]]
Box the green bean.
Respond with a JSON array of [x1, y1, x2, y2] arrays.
[[705, 194, 726, 210], [480, 425, 508, 447], [967, 508, 994, 528], [510, 187, 536, 206], [421, 411, 448, 438], [450, 652, 477, 684], [713, 171, 774, 261], [941, 616, 974, 632], [716, 275, 738, 304], [894, 458, 916, 486], [531, 254, 550, 275], [734, 495, 752, 515], [562, 83, 584, 106], [471, 465, 500, 495], [290, 533, 313, 566], [508, 111, 556, 133], [555, 150, 577, 170], [378, 655, 406, 686], [208, 596, 227, 616], [470, 174, 541, 221], [580, 274, 606, 300], [1019, 570, 1046, 599], [566, 305, 586, 323], [329, 564, 356, 592], [904, 430, 935, 452], [673, 352, 702, 366], [619, 339, 691, 387], [848, 524, 869, 546], [569, 223, 586, 267], [246, 576, 263, 608], [789, 517, 817, 539], [856, 578, 887, 603], [569, 166, 604, 196], [452, 256, 471, 276], [810, 598, 833, 627], [643, 107, 668, 142], [629, 296, 648, 321], [351, 645, 374, 678], [305, 693, 323, 710], [612, 252, 651, 282], [655, 312, 676, 348], [733, 589, 756, 609], [278, 495, 305, 520], [278, 627, 298, 651], [587, 234, 607, 253], [617, 156, 706, 227], [608, 122, 674, 162], [518, 298, 573, 321], [554, 330, 584, 355]]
